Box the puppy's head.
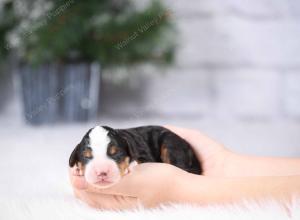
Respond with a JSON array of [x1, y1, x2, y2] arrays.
[[69, 126, 132, 188]]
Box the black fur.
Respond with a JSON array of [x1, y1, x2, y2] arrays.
[[115, 126, 202, 174], [69, 128, 93, 167]]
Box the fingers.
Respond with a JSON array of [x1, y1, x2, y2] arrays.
[[69, 165, 139, 196], [69, 168, 88, 190], [164, 125, 197, 139], [164, 125, 205, 147], [164, 125, 225, 151], [70, 163, 179, 209], [70, 170, 140, 209], [90, 170, 141, 196], [93, 163, 157, 196], [164, 125, 204, 140], [164, 125, 230, 168], [97, 163, 177, 196], [76, 190, 139, 210]]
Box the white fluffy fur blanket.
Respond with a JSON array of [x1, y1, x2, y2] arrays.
[[1, 196, 300, 220]]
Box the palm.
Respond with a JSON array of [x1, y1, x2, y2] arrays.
[[165, 125, 231, 177]]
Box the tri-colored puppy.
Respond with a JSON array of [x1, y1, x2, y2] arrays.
[[69, 125, 202, 188]]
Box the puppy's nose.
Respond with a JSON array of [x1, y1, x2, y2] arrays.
[[97, 171, 107, 177], [95, 168, 109, 177]]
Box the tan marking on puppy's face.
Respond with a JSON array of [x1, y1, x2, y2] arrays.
[[108, 145, 118, 156], [83, 149, 93, 159], [160, 144, 171, 164], [118, 157, 130, 176]]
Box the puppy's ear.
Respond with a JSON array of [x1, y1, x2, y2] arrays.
[[123, 137, 135, 158], [69, 144, 79, 167], [102, 126, 118, 136], [119, 132, 152, 163]]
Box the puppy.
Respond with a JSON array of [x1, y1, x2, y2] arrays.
[[69, 125, 202, 188]]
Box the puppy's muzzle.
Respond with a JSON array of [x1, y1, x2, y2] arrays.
[[85, 158, 121, 188]]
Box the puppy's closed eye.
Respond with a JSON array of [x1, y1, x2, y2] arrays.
[[83, 149, 92, 158], [108, 146, 119, 155]]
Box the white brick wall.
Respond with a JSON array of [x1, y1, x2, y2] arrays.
[[157, 0, 300, 119], [213, 70, 281, 119], [103, 0, 300, 119], [174, 6, 300, 68], [144, 70, 211, 116]]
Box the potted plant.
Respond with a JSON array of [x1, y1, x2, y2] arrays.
[[0, 0, 18, 110], [16, 0, 176, 124]]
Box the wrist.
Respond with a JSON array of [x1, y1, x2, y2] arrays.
[[159, 168, 190, 204], [169, 171, 210, 204], [222, 152, 300, 177], [221, 151, 245, 177], [205, 149, 240, 177]]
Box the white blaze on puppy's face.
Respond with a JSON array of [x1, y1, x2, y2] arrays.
[[84, 126, 121, 188], [89, 126, 110, 159]]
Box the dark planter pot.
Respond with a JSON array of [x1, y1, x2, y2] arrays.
[[18, 62, 101, 125], [0, 61, 13, 111]]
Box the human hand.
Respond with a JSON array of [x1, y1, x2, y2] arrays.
[[165, 125, 300, 177], [69, 125, 300, 210], [69, 162, 187, 209], [164, 125, 233, 177]]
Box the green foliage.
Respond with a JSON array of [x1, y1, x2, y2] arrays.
[[21, 0, 176, 67], [0, 0, 18, 60]]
